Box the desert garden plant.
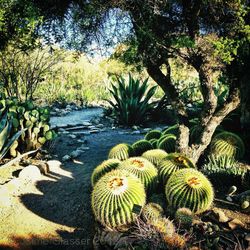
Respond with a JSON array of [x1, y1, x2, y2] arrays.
[[142, 149, 168, 168], [91, 169, 146, 229], [165, 168, 214, 214], [132, 139, 153, 156], [108, 143, 134, 161], [107, 74, 157, 125]]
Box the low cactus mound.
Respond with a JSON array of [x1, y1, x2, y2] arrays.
[[91, 159, 121, 186], [92, 170, 146, 229], [117, 157, 158, 192], [175, 207, 194, 226], [145, 130, 162, 141], [141, 202, 164, 223], [210, 131, 245, 159], [157, 134, 176, 153], [165, 168, 214, 214], [149, 139, 158, 148], [132, 139, 153, 156], [108, 143, 134, 161], [158, 153, 195, 186], [162, 124, 179, 136], [142, 149, 168, 168]]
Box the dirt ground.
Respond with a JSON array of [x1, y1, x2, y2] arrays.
[[0, 128, 143, 250]]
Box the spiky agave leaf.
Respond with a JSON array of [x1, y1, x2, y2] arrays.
[[141, 202, 164, 223], [108, 143, 134, 161], [158, 153, 195, 185], [145, 130, 162, 141], [142, 149, 168, 169], [91, 170, 146, 229], [157, 134, 176, 153], [132, 139, 153, 156], [210, 131, 245, 159], [117, 157, 158, 192], [165, 168, 214, 214], [91, 159, 121, 186]]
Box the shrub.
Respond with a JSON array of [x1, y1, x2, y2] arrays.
[[91, 170, 146, 229], [165, 168, 214, 214], [107, 74, 157, 125]]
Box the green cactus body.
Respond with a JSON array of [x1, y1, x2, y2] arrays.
[[151, 217, 175, 236], [157, 134, 176, 153], [91, 159, 121, 186], [175, 207, 194, 226], [108, 143, 134, 161], [141, 202, 164, 223], [158, 153, 195, 185], [38, 137, 46, 144], [91, 170, 146, 229], [162, 124, 179, 136], [210, 132, 245, 159], [149, 138, 158, 148], [142, 149, 168, 169], [165, 168, 214, 214], [117, 157, 158, 192], [145, 130, 162, 141], [132, 139, 153, 156]]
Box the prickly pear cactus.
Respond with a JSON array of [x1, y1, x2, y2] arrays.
[[165, 168, 214, 214], [108, 143, 134, 161], [210, 131, 245, 159], [145, 130, 162, 141], [158, 153, 195, 185], [142, 149, 168, 168], [117, 157, 158, 192], [91, 159, 121, 186], [132, 139, 153, 156], [91, 170, 146, 230]]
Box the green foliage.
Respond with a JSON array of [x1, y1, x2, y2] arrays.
[[108, 143, 134, 161], [141, 149, 168, 169], [0, 110, 23, 161], [157, 134, 176, 153], [158, 153, 195, 186], [210, 131, 245, 159], [141, 202, 164, 223], [91, 169, 146, 229], [175, 208, 194, 227], [117, 157, 158, 192], [144, 130, 162, 141], [132, 140, 153, 156], [0, 96, 56, 154], [91, 159, 121, 187], [107, 74, 157, 125], [165, 168, 214, 214], [201, 155, 246, 184]]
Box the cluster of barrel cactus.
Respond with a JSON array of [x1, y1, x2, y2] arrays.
[[0, 96, 56, 156], [91, 127, 215, 234]]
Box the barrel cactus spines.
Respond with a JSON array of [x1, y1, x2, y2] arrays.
[[141, 202, 164, 223], [175, 207, 194, 227], [108, 143, 134, 161], [165, 169, 214, 214], [132, 139, 153, 156], [142, 149, 168, 169], [157, 134, 176, 153], [162, 124, 179, 136], [150, 217, 175, 236], [158, 153, 195, 186], [91, 170, 146, 230], [91, 159, 121, 186], [118, 157, 158, 192], [210, 131, 245, 159], [163, 233, 186, 249], [145, 130, 162, 141]]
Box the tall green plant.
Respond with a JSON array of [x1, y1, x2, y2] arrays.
[[107, 74, 157, 125]]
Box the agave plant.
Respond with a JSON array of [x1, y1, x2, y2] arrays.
[[0, 110, 24, 161], [106, 74, 157, 125]]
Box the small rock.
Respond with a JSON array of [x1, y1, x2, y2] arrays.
[[70, 150, 84, 158], [142, 128, 152, 132], [245, 233, 250, 242], [226, 196, 233, 202], [131, 130, 141, 134], [227, 186, 237, 196], [90, 129, 100, 134], [132, 125, 139, 130], [111, 126, 116, 130], [61, 131, 70, 134], [78, 146, 90, 150], [47, 160, 62, 170], [228, 218, 244, 230], [91, 118, 101, 124], [68, 134, 77, 139], [96, 124, 104, 128], [82, 121, 92, 126], [241, 200, 249, 209], [77, 139, 88, 144], [62, 155, 71, 161], [19, 165, 41, 182]]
